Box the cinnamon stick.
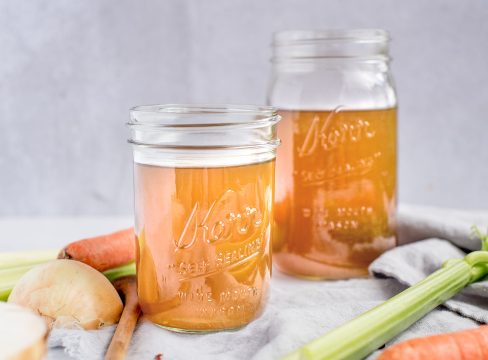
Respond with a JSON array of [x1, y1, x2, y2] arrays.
[[105, 276, 141, 360]]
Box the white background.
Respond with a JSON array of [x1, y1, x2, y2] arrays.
[[1, 0, 487, 216]]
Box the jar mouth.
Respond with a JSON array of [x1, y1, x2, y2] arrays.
[[273, 29, 390, 44], [129, 104, 278, 128], [128, 104, 281, 167], [272, 29, 390, 61]]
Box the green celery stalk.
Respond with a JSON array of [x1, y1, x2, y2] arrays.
[[0, 250, 58, 270], [0, 264, 39, 301], [104, 262, 136, 282], [284, 229, 488, 360], [0, 249, 59, 300]]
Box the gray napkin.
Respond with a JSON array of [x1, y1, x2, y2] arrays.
[[397, 204, 488, 250], [364, 206, 488, 358], [49, 276, 406, 360], [47, 205, 488, 360], [391, 204, 488, 323], [370, 238, 488, 324]]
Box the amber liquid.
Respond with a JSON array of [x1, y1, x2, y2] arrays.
[[274, 108, 397, 279], [134, 160, 274, 331]]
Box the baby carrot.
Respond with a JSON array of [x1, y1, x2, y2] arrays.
[[378, 325, 488, 360], [58, 228, 136, 272]]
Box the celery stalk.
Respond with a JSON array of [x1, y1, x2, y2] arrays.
[[0, 250, 58, 270], [104, 262, 136, 282], [0, 249, 59, 301], [283, 241, 488, 360], [0, 265, 38, 301], [0, 249, 59, 300]]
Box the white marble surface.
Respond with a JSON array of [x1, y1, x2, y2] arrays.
[[0, 217, 132, 251], [1, 0, 488, 216]]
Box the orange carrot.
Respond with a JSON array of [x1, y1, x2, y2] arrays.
[[58, 228, 136, 272], [378, 326, 488, 360]]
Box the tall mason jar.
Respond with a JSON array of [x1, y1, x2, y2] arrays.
[[268, 30, 397, 279], [128, 105, 280, 331]]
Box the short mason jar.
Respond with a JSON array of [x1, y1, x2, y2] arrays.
[[128, 105, 280, 332], [268, 29, 397, 279]]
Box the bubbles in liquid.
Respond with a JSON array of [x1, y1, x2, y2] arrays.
[[134, 160, 274, 331], [274, 108, 397, 279]]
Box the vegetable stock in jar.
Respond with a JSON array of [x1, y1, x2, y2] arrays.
[[129, 105, 280, 331], [268, 30, 397, 279]]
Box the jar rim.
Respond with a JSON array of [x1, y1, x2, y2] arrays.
[[128, 104, 281, 165], [273, 29, 390, 44], [271, 29, 390, 62], [129, 104, 278, 127]]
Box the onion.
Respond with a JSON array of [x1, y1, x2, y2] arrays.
[[8, 259, 123, 330], [0, 302, 47, 360]]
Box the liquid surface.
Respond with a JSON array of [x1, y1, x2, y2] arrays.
[[274, 108, 397, 278], [134, 160, 274, 331]]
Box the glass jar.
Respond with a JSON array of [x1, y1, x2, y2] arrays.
[[268, 29, 397, 279], [128, 105, 280, 332]]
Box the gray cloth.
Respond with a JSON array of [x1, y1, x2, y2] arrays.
[[370, 239, 488, 324], [397, 204, 488, 250], [48, 205, 488, 359]]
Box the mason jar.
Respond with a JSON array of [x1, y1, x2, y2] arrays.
[[268, 29, 397, 279], [128, 105, 280, 331]]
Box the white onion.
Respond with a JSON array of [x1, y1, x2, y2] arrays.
[[0, 302, 47, 360], [8, 259, 123, 330]]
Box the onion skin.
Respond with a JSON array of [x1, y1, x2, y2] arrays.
[[8, 259, 123, 330]]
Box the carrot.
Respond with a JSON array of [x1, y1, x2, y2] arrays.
[[378, 326, 488, 360], [58, 228, 136, 272]]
